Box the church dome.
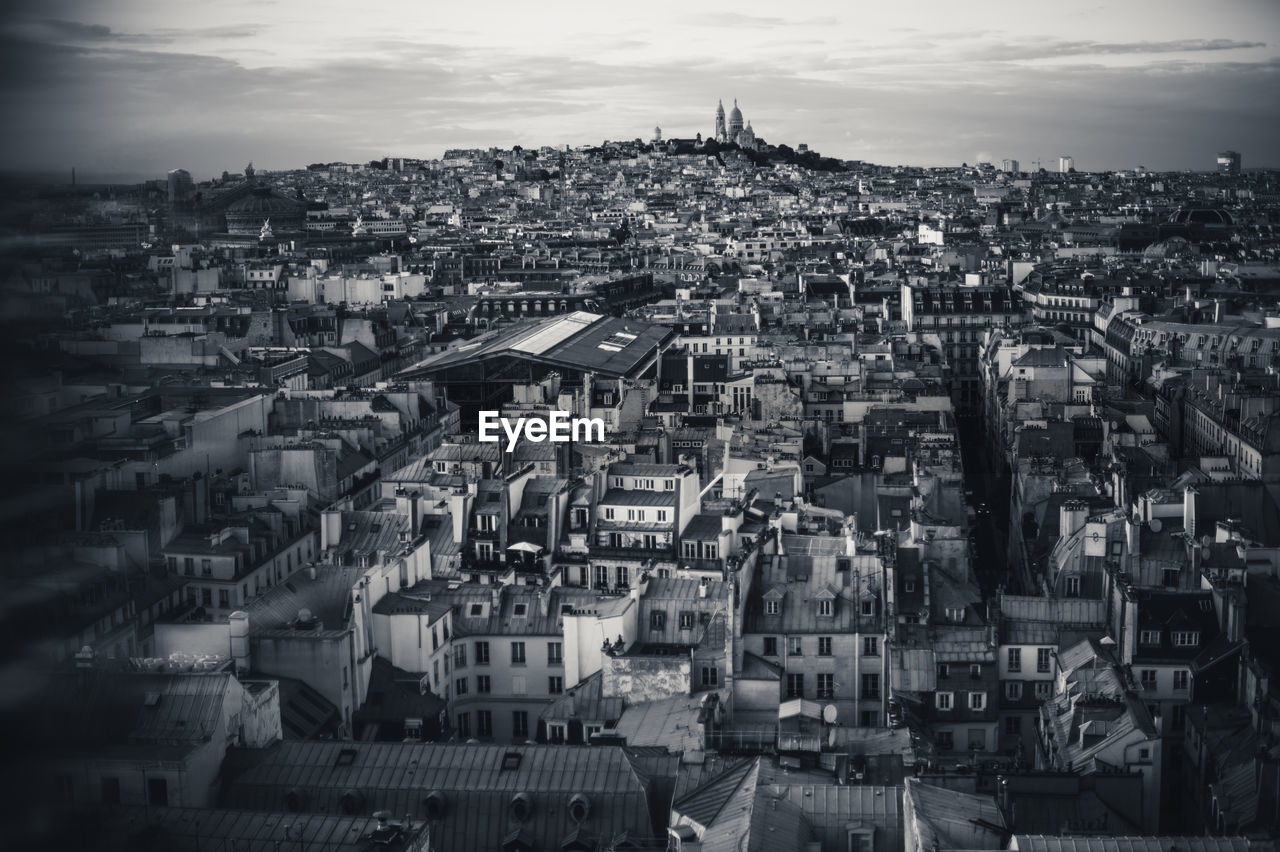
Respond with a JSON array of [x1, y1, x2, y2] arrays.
[[728, 100, 744, 132]]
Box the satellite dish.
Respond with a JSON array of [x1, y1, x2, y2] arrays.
[[823, 704, 838, 724], [1200, 535, 1213, 549], [1148, 518, 1163, 533]]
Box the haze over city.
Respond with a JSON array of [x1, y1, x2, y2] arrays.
[[1, 0, 1278, 178]]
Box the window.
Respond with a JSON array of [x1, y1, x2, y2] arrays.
[[763, 637, 778, 656], [1006, 715, 1022, 735], [477, 710, 492, 737], [512, 711, 529, 739], [616, 566, 629, 587], [1034, 681, 1053, 700], [477, 675, 491, 694], [818, 637, 833, 656], [547, 722, 566, 744], [863, 636, 879, 657], [861, 598, 874, 616], [938, 663, 950, 679], [788, 636, 803, 656], [817, 673, 835, 698], [970, 692, 986, 710], [765, 600, 780, 615], [650, 610, 667, 631], [511, 642, 526, 664], [454, 645, 467, 668], [1065, 576, 1080, 597], [475, 641, 490, 665], [604, 508, 615, 521], [511, 675, 526, 695], [1173, 670, 1189, 691], [184, 557, 194, 576], [860, 711, 879, 728], [786, 674, 805, 697], [1005, 681, 1023, 701], [702, 666, 719, 687], [657, 510, 668, 522], [1171, 631, 1200, 647], [936, 731, 954, 750], [549, 676, 563, 694], [456, 712, 470, 737], [455, 677, 468, 696], [1037, 648, 1052, 673], [218, 589, 230, 609], [1139, 630, 1161, 645], [680, 611, 695, 630], [937, 692, 953, 710], [967, 728, 986, 751], [970, 663, 982, 679], [818, 599, 833, 617], [1140, 669, 1157, 690], [1007, 648, 1022, 672], [148, 778, 168, 807], [862, 673, 880, 699]]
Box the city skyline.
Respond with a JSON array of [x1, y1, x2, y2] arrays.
[[1, 0, 1278, 177]]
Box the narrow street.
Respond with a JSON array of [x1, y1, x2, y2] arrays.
[[957, 415, 1012, 596]]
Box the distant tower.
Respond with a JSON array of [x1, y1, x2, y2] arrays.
[[1058, 155, 1074, 173], [1002, 159, 1020, 174], [653, 125, 662, 144], [715, 100, 727, 142], [1217, 150, 1241, 175]]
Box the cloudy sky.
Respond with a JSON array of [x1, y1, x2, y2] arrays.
[[1, 0, 1277, 179]]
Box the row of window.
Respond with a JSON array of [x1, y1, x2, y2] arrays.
[[1138, 630, 1201, 647], [602, 507, 670, 523], [765, 598, 878, 617], [454, 640, 563, 668], [1140, 669, 1191, 690], [1005, 681, 1054, 701], [763, 635, 879, 657], [786, 673, 879, 699], [1005, 647, 1054, 673], [456, 674, 563, 696], [936, 691, 987, 711], [650, 610, 710, 631]]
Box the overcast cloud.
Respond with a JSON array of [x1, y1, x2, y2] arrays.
[[0, 0, 1276, 178]]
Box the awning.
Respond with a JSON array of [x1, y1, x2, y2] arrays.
[[507, 541, 545, 553]]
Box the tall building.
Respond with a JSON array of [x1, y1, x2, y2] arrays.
[[1217, 149, 1241, 175], [1058, 155, 1074, 173], [714, 99, 726, 141], [1002, 158, 1020, 174], [167, 168, 193, 204]]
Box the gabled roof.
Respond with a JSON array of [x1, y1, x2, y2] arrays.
[[672, 758, 759, 828]]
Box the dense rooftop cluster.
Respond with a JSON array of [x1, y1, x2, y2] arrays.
[[1, 142, 1279, 851]]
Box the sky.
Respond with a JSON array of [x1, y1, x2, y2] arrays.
[[0, 0, 1277, 179]]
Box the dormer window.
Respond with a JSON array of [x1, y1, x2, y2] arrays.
[[818, 599, 833, 617], [765, 600, 780, 616], [1171, 631, 1200, 647], [512, 603, 527, 618], [1139, 630, 1160, 645]]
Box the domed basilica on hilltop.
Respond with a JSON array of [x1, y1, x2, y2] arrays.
[[714, 99, 758, 150]]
